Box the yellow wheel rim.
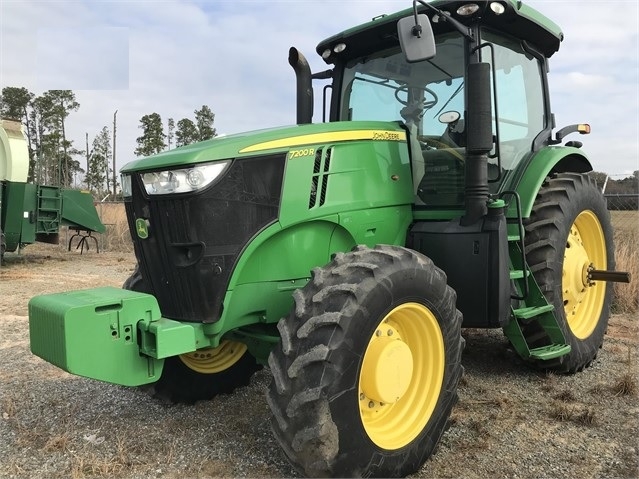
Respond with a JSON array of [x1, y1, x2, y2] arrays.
[[358, 302, 445, 450], [563, 210, 607, 339], [179, 340, 247, 374]]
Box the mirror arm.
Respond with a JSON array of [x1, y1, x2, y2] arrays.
[[413, 0, 474, 42], [311, 69, 333, 80], [411, 1, 423, 37]]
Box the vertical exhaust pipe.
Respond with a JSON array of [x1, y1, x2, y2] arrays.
[[288, 47, 313, 125], [462, 62, 493, 225]]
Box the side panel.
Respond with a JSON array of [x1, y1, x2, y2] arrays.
[[278, 138, 414, 227], [232, 219, 352, 286], [20, 183, 37, 244]]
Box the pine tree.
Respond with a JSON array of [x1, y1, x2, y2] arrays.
[[86, 127, 111, 196], [135, 113, 166, 157], [175, 118, 199, 147], [194, 105, 216, 141], [167, 117, 175, 150]]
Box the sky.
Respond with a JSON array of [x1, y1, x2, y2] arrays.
[[1, 0, 638, 181]]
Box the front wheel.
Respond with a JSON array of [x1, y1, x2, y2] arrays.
[[267, 245, 464, 477], [123, 266, 261, 403], [523, 173, 614, 372]]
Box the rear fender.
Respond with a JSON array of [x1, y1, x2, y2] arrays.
[[507, 147, 592, 218]]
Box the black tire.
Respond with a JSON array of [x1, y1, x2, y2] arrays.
[[123, 265, 261, 403], [122, 265, 151, 293], [267, 245, 464, 477], [523, 172, 614, 373]]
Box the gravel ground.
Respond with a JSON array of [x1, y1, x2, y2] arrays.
[[0, 243, 637, 478]]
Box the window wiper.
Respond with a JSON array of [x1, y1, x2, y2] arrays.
[[434, 81, 464, 117]]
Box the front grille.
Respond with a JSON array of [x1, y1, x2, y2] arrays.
[[126, 154, 286, 322]]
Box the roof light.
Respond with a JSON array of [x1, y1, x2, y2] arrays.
[[321, 48, 332, 59], [333, 43, 346, 53], [456, 3, 479, 16], [490, 2, 506, 15]]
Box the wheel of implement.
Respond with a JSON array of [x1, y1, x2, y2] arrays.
[[123, 266, 261, 403], [523, 172, 615, 373], [267, 245, 464, 477]]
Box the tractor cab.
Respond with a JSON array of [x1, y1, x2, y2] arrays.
[[306, 0, 566, 211]]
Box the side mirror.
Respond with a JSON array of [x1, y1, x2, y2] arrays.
[[397, 14, 436, 63]]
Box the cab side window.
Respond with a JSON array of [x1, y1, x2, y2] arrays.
[[482, 30, 547, 178]]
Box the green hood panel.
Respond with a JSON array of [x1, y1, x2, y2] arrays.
[[120, 121, 407, 173]]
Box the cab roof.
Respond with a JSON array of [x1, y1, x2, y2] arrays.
[[316, 0, 563, 63]]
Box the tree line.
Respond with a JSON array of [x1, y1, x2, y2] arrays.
[[0, 86, 217, 199], [0, 87, 82, 189], [134, 105, 217, 157]]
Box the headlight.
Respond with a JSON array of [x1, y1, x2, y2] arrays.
[[141, 161, 231, 195], [121, 174, 132, 198]]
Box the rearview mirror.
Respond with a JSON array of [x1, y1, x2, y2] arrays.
[[397, 14, 436, 63]]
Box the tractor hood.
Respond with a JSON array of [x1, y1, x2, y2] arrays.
[[120, 121, 407, 173]]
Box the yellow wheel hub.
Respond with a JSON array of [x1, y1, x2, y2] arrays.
[[179, 340, 247, 374], [361, 331, 414, 404], [359, 303, 445, 450], [563, 210, 607, 339]]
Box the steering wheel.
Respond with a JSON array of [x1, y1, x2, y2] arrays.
[[395, 85, 438, 110]]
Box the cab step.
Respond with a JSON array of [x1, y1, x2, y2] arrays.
[[529, 344, 572, 360], [509, 269, 530, 280], [512, 304, 554, 320]]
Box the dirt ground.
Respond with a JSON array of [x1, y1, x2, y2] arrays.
[[0, 242, 637, 478]]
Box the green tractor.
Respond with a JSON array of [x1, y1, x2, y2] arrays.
[[29, 1, 630, 476]]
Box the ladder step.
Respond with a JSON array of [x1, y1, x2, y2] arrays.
[[509, 269, 530, 280], [513, 304, 554, 320], [508, 234, 521, 242], [529, 344, 571, 360]]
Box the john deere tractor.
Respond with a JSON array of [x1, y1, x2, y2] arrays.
[[29, 1, 630, 477]]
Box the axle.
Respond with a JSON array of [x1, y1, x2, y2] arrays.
[[588, 268, 631, 284]]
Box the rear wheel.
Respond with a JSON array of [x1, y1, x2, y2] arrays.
[[267, 245, 464, 477], [523, 173, 614, 372], [123, 266, 261, 403]]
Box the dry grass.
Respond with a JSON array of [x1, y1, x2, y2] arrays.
[[612, 228, 638, 313], [612, 372, 638, 397], [553, 389, 576, 402], [93, 202, 133, 253]]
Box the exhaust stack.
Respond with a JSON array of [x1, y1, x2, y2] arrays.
[[288, 47, 313, 125], [462, 62, 493, 225]]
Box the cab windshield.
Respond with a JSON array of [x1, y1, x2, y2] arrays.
[[339, 33, 465, 139]]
